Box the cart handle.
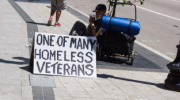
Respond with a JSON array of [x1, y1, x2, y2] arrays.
[[111, 2, 137, 21]]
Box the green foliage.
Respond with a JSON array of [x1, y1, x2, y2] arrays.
[[107, 0, 145, 6], [107, 0, 114, 6]]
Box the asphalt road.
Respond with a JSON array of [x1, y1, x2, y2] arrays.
[[66, 0, 180, 60]]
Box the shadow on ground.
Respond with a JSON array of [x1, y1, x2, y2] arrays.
[[97, 53, 165, 72], [15, 0, 51, 4], [0, 57, 31, 72], [97, 74, 169, 91], [27, 21, 51, 26]]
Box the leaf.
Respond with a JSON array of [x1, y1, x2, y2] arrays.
[[139, 0, 144, 5], [127, 1, 132, 4], [107, 0, 145, 6], [107, 0, 114, 6], [123, 0, 126, 3]]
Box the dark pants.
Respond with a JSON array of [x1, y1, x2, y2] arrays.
[[69, 21, 92, 36]]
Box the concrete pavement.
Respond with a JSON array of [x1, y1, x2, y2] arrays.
[[0, 0, 179, 100], [0, 0, 32, 100]]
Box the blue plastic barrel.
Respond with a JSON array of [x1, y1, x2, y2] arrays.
[[101, 16, 141, 35]]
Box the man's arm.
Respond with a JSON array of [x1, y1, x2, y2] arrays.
[[87, 16, 102, 37], [91, 24, 97, 36], [87, 16, 95, 31], [87, 24, 91, 31]]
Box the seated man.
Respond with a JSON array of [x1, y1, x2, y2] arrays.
[[69, 4, 107, 46]]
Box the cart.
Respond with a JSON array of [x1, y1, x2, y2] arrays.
[[96, 1, 138, 65]]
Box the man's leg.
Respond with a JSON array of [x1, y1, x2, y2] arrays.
[[69, 21, 92, 36], [47, 0, 56, 25], [55, 10, 61, 24], [69, 21, 81, 36], [50, 0, 56, 18], [50, 9, 56, 19], [47, 9, 56, 25]]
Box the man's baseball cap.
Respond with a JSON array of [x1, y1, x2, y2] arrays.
[[92, 4, 106, 12]]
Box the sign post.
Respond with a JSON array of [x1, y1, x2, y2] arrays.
[[31, 32, 97, 78]]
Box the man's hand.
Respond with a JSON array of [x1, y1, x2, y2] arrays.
[[91, 24, 96, 36], [89, 16, 95, 24]]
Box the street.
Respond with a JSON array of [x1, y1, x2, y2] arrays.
[[66, 0, 180, 60], [0, 0, 179, 100]]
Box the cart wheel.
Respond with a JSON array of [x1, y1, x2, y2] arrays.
[[131, 51, 135, 65]]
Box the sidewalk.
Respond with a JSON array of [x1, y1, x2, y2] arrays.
[[0, 0, 179, 100], [0, 0, 31, 100]]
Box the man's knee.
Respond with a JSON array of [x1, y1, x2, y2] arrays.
[[73, 21, 81, 26], [70, 21, 87, 36], [69, 21, 81, 35]]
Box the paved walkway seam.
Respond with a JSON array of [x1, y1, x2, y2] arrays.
[[9, 0, 38, 55]]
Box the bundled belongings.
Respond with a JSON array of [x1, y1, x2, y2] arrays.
[[97, 2, 141, 65], [104, 30, 136, 55]]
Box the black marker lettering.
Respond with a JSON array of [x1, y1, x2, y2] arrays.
[[50, 35, 55, 46], [85, 52, 93, 63], [64, 64, 70, 75], [57, 36, 63, 46], [70, 38, 76, 48], [50, 50, 56, 60], [64, 51, 70, 61], [77, 38, 82, 49], [57, 50, 62, 61], [63, 36, 69, 47], [57, 64, 62, 75], [85, 64, 94, 76], [89, 39, 96, 51], [43, 35, 49, 46], [45, 62, 51, 73], [36, 61, 45, 73], [71, 52, 76, 62], [78, 64, 85, 75], [71, 64, 77, 75], [35, 49, 41, 59], [42, 50, 49, 60], [51, 62, 58, 74], [77, 52, 84, 63], [83, 39, 89, 50], [37, 34, 42, 45]]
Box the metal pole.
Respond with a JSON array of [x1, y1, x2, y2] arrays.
[[112, 0, 117, 17]]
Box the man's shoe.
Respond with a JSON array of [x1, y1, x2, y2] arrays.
[[55, 23, 61, 27], [47, 18, 53, 26]]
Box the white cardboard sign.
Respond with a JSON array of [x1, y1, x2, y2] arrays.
[[33, 32, 97, 77]]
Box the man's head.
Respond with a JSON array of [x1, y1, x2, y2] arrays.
[[93, 4, 106, 20]]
